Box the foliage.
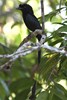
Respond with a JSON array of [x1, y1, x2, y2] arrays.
[[0, 0, 67, 100]]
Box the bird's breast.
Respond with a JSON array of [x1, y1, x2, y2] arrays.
[[23, 14, 41, 31]]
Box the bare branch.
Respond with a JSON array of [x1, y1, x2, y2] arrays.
[[19, 29, 42, 47], [41, 0, 46, 35], [0, 41, 67, 70]]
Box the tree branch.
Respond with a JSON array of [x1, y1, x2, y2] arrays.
[[0, 42, 67, 70]]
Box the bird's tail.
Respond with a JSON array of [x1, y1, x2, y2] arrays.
[[36, 34, 42, 65], [38, 48, 41, 64]]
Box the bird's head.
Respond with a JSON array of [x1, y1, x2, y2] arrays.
[[17, 4, 34, 15]]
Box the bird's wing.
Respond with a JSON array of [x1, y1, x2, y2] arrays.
[[25, 14, 41, 31]]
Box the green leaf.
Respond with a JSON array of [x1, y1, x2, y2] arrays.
[[62, 59, 67, 68], [39, 54, 59, 78], [39, 7, 65, 22], [0, 78, 10, 100], [65, 1, 67, 6], [52, 83, 67, 100], [10, 78, 33, 93], [48, 38, 63, 46], [36, 91, 48, 100], [53, 22, 65, 26], [14, 89, 30, 100], [52, 94, 61, 100], [57, 25, 67, 32], [0, 78, 10, 96]]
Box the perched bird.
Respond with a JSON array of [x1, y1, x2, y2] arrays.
[[17, 4, 42, 64]]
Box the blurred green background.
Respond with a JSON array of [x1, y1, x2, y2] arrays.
[[0, 0, 67, 100]]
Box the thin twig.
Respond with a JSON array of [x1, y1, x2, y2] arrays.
[[59, 0, 62, 13], [41, 0, 45, 35], [29, 1, 45, 99]]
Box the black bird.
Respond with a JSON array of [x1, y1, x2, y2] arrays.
[[17, 4, 42, 64]]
